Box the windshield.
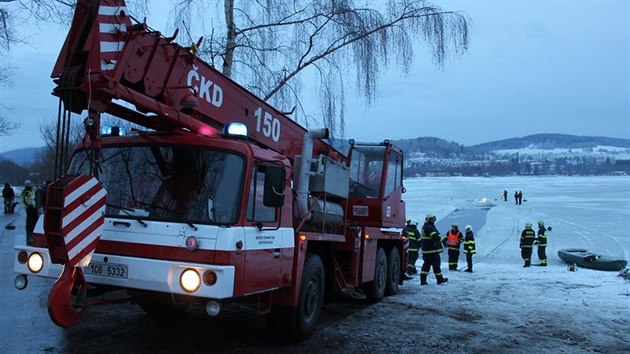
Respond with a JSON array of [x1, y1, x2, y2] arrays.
[[349, 145, 387, 198], [68, 145, 245, 224]]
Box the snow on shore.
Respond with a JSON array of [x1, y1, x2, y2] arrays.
[[362, 176, 630, 353]]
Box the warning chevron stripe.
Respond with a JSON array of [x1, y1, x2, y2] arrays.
[[44, 175, 107, 267]]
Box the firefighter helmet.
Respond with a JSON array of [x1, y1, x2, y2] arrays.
[[525, 222, 532, 228], [408, 219, 419, 227], [425, 212, 436, 221], [465, 225, 472, 232], [538, 220, 545, 226], [451, 223, 458, 228]]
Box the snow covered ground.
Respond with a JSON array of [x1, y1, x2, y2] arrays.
[[1, 176, 629, 353], [355, 175, 630, 353]]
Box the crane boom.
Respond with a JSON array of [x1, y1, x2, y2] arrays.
[[52, 0, 340, 160], [12, 0, 408, 338]]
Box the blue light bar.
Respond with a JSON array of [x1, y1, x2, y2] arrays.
[[101, 125, 126, 137], [222, 122, 247, 138]]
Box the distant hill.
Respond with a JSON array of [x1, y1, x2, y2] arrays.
[[390, 133, 630, 158], [0, 159, 30, 185], [392, 137, 464, 158], [0, 146, 45, 166], [1, 134, 629, 167], [465, 134, 630, 154]]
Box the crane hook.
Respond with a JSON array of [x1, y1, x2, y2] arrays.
[[47, 265, 87, 327]]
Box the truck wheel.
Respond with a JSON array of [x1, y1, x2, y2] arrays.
[[385, 247, 400, 295], [274, 253, 325, 341], [367, 247, 387, 302]]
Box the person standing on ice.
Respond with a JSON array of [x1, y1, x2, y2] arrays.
[[503, 190, 508, 202], [535, 220, 548, 266], [420, 213, 448, 285], [442, 223, 463, 270], [520, 222, 536, 267], [463, 225, 476, 272], [403, 219, 421, 276], [514, 191, 519, 204]]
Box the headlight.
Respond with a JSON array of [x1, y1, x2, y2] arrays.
[[27, 252, 44, 273], [179, 268, 201, 293]]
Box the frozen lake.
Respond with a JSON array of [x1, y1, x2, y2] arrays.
[[404, 175, 630, 263]]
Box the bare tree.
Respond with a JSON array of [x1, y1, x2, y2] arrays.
[[1, 0, 469, 139], [30, 117, 84, 180], [171, 0, 470, 137], [0, 0, 75, 136], [0, 116, 18, 136]]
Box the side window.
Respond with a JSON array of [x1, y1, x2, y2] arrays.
[[246, 164, 277, 222], [385, 152, 401, 196]]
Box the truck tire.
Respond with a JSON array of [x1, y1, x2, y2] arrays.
[[366, 247, 387, 302], [385, 247, 400, 295], [271, 253, 325, 341]]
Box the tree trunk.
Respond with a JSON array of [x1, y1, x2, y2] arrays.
[[222, 0, 235, 78]]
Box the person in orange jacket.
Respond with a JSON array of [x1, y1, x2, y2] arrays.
[[442, 223, 464, 270]]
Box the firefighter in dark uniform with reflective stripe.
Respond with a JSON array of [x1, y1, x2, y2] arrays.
[[442, 223, 464, 270], [420, 213, 448, 285], [535, 220, 548, 266], [463, 225, 476, 272], [520, 222, 536, 267], [404, 219, 421, 275]]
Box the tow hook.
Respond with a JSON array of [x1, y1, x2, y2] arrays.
[[47, 265, 88, 327]]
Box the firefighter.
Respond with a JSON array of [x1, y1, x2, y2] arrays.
[[442, 223, 463, 270], [3, 182, 15, 213], [535, 220, 548, 266], [404, 219, 421, 275], [21, 180, 39, 246], [463, 225, 476, 272], [520, 222, 536, 267], [420, 213, 448, 285]]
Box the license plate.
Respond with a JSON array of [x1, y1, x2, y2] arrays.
[[85, 262, 128, 279]]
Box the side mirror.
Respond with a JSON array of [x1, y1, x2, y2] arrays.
[[263, 166, 285, 208]]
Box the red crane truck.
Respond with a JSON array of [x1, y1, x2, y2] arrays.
[[13, 0, 408, 340]]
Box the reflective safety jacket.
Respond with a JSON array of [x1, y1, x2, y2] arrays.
[[536, 226, 548, 247], [520, 228, 536, 248], [463, 230, 476, 254], [442, 230, 463, 250], [421, 222, 443, 254], [21, 187, 36, 209], [403, 225, 421, 252]]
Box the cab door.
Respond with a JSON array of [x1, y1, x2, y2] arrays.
[[243, 163, 283, 293]]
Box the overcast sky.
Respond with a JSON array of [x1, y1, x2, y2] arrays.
[[0, 0, 628, 153]]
